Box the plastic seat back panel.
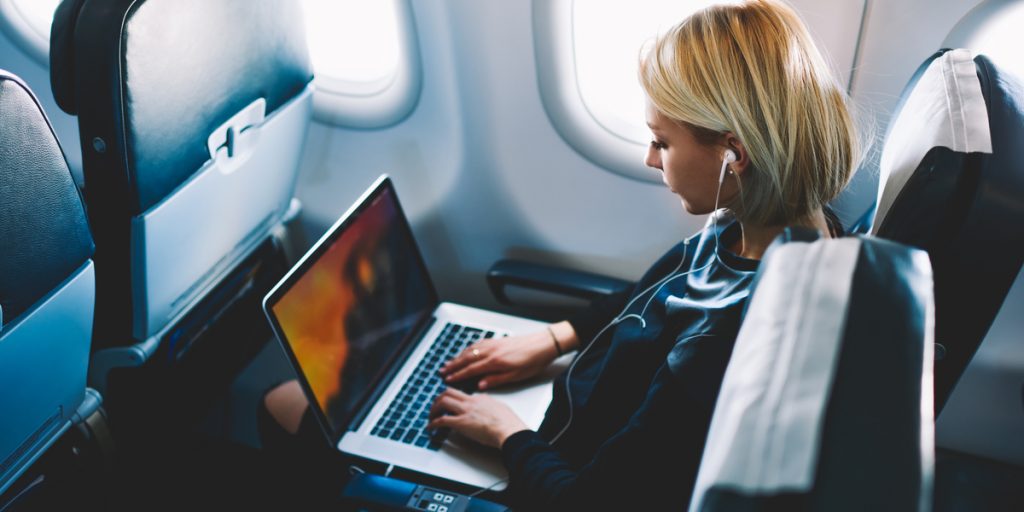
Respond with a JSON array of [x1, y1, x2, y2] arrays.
[[131, 87, 312, 339], [0, 262, 94, 493]]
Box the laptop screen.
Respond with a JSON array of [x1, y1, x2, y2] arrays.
[[266, 177, 438, 438]]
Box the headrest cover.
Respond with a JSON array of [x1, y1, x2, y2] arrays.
[[691, 235, 934, 511], [694, 237, 863, 498], [0, 72, 94, 325], [873, 49, 993, 231], [49, 0, 87, 114]]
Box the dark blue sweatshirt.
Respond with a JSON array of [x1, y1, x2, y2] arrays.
[[500, 216, 759, 510]]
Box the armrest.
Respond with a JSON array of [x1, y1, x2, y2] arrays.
[[487, 259, 633, 306]]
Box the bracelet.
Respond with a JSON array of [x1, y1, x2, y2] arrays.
[[547, 325, 564, 356]]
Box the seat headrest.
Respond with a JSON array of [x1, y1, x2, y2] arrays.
[[61, 0, 313, 213], [692, 234, 934, 511], [49, 0, 86, 115], [0, 71, 94, 326], [873, 49, 993, 230]]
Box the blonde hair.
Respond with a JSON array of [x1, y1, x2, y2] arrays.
[[640, 0, 859, 226]]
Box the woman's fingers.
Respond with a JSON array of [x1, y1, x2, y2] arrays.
[[440, 339, 491, 375], [439, 351, 468, 375], [426, 415, 449, 430], [444, 358, 492, 383], [427, 413, 463, 431], [428, 388, 471, 419], [478, 370, 518, 390], [428, 392, 465, 420], [443, 387, 469, 400]]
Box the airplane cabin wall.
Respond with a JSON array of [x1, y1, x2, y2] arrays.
[[294, 0, 699, 312]]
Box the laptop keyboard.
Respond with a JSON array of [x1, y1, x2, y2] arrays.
[[370, 323, 496, 450]]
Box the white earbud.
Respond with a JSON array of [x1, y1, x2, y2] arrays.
[[719, 150, 737, 184]]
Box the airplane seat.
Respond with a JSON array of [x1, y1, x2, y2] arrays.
[[0, 70, 102, 496], [47, 0, 314, 399], [869, 46, 1024, 411], [688, 229, 935, 511]]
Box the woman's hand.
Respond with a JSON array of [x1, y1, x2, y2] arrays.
[[440, 322, 577, 390], [427, 388, 529, 448]]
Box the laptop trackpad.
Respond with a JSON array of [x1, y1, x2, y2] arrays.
[[485, 354, 573, 429]]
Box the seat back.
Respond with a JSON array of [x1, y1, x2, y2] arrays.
[[0, 70, 96, 495], [871, 47, 1024, 410], [690, 231, 935, 511], [49, 0, 313, 350]]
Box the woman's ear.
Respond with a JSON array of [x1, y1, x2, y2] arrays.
[[723, 133, 750, 176]]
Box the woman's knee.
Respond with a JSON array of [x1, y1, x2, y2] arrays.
[[262, 379, 309, 435]]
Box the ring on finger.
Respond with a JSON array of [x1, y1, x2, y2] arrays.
[[472, 348, 481, 358]]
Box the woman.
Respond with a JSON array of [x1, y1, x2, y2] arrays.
[[427, 0, 858, 508]]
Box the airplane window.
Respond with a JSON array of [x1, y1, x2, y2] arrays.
[[300, 0, 422, 128], [0, 0, 421, 128], [572, 0, 721, 146], [535, 0, 866, 182], [0, 0, 62, 64], [302, 0, 401, 89]]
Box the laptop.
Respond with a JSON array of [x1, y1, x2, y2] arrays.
[[263, 174, 561, 490]]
